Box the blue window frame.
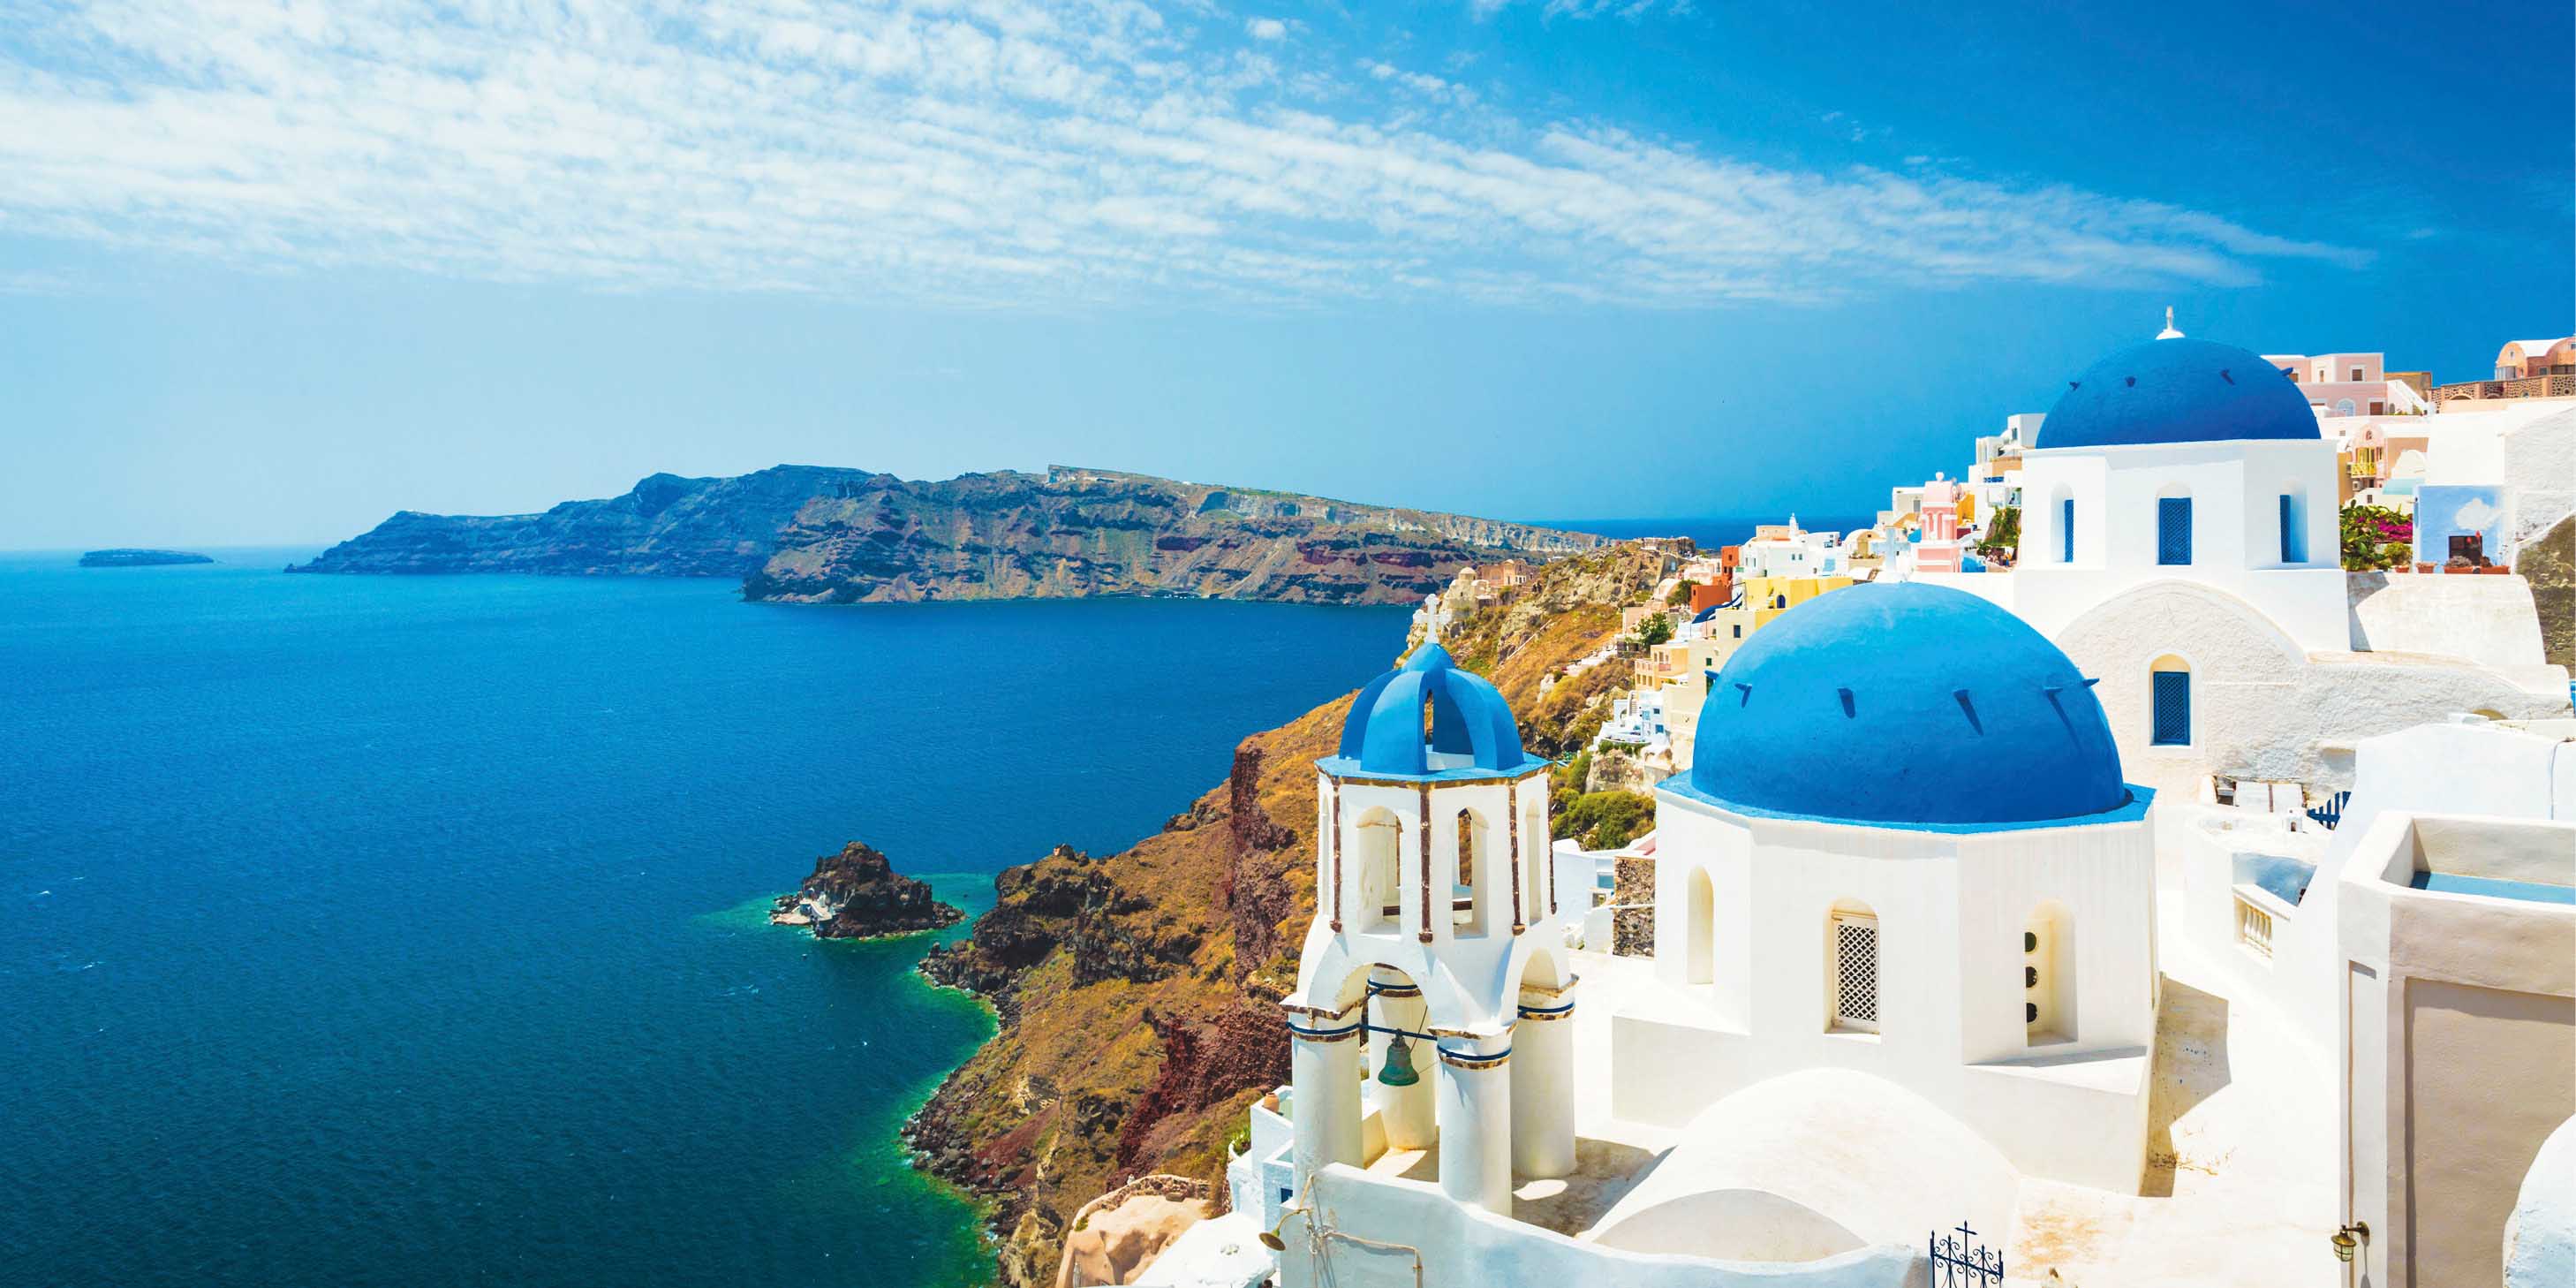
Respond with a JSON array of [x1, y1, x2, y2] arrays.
[[2157, 497, 2193, 565], [2151, 671, 2191, 746], [2278, 494, 2304, 563], [2060, 497, 2074, 563]]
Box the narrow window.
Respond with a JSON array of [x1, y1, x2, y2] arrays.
[[2059, 497, 2074, 564], [2151, 668, 2191, 746], [1830, 911, 1880, 1033], [2157, 497, 2193, 565], [2278, 494, 2304, 564]]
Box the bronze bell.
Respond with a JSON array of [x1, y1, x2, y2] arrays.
[[1378, 1034, 1421, 1087]]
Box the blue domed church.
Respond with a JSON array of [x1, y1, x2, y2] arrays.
[[1615, 580, 2162, 1198]]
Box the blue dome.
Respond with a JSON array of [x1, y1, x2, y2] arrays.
[[2036, 337, 2319, 450], [1330, 642, 1537, 778], [1682, 584, 2131, 828]]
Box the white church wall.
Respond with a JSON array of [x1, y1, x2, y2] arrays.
[[1618, 792, 2156, 1192], [2346, 572, 2552, 667], [1590, 1068, 2021, 1265], [1281, 1165, 1926, 1288], [2051, 581, 2568, 800]]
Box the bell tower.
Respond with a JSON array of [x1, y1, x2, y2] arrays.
[[1279, 636, 1576, 1215]]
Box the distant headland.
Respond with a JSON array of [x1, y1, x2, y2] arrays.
[[286, 464, 1603, 608], [80, 549, 214, 567]]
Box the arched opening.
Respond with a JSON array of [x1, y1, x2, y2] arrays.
[[2278, 484, 2309, 564], [1358, 963, 1437, 1158], [2024, 900, 2077, 1046], [1453, 807, 1489, 935], [2156, 489, 2194, 565], [2149, 655, 2192, 747], [1354, 807, 1402, 933], [1509, 946, 1575, 1181], [1684, 866, 1716, 985], [1826, 898, 1880, 1034], [2333, 397, 2358, 416]]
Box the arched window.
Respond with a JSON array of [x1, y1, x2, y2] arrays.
[[2024, 901, 2076, 1046], [2334, 398, 2358, 416], [1356, 808, 1402, 931], [2059, 493, 2075, 564], [1683, 867, 1715, 985], [1453, 807, 1486, 934], [1827, 900, 1879, 1034], [2149, 655, 2191, 746], [2157, 494, 2194, 565]]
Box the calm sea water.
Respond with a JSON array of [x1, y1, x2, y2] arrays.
[[0, 550, 1406, 1288]]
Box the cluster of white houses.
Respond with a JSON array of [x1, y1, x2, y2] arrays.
[[1125, 323, 2574, 1288]]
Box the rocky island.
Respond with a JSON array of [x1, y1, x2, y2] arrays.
[[290, 463, 1600, 607], [80, 549, 214, 567], [772, 841, 963, 940]]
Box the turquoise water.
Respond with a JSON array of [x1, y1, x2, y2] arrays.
[[0, 551, 1405, 1287], [2408, 869, 2576, 905]]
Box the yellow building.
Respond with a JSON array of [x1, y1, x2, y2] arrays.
[[1637, 573, 1856, 769]]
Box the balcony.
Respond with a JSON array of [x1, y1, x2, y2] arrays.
[[2432, 374, 2576, 405]]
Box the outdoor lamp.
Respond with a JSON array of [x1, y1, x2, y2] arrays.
[[2330, 1221, 2368, 1261]]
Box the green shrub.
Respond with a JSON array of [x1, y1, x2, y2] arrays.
[[1552, 789, 1655, 850]]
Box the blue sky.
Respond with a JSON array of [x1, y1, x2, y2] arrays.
[[2, 0, 2568, 548]]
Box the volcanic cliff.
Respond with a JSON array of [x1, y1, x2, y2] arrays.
[[290, 464, 1600, 608], [903, 542, 1677, 1286]]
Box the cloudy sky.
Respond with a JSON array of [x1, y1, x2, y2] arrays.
[[3, 0, 2568, 546]]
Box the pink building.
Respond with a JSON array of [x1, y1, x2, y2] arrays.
[[1914, 473, 1965, 573]]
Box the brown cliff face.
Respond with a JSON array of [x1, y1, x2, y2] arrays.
[[901, 542, 1676, 1285], [291, 462, 1600, 607], [744, 466, 1602, 606], [772, 841, 963, 940]]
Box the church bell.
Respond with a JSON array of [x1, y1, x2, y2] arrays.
[[1377, 1033, 1421, 1087]]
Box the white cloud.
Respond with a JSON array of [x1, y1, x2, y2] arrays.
[[1246, 17, 1287, 41], [2451, 496, 2500, 533], [0, 0, 2354, 308]]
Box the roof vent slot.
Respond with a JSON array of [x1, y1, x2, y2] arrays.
[[2219, 368, 2235, 384], [1953, 689, 1982, 733], [1837, 687, 1855, 718], [2124, 375, 2136, 387]]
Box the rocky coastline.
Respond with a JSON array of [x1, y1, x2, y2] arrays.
[[771, 841, 963, 940], [893, 543, 1678, 1286], [288, 462, 1600, 608]]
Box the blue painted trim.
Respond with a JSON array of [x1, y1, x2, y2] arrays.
[[1283, 1018, 1364, 1041], [1658, 775, 2155, 835], [1316, 754, 1550, 784], [1515, 1001, 1576, 1018]]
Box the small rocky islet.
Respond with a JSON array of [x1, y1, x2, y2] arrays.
[[772, 841, 963, 940], [80, 549, 214, 567]]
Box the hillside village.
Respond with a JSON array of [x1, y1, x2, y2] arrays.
[[966, 319, 2576, 1288]]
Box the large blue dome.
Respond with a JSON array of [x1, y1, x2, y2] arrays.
[[1681, 584, 2132, 828], [1329, 642, 1537, 779], [2035, 337, 2319, 450]]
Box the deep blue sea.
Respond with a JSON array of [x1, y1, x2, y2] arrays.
[[0, 550, 1406, 1288]]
